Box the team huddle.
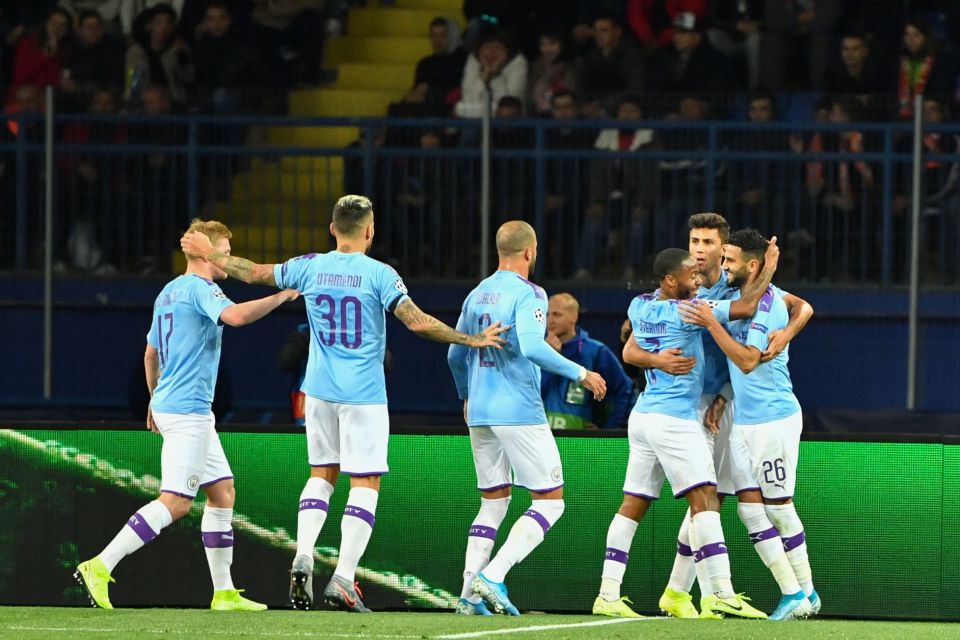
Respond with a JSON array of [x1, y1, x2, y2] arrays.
[[73, 196, 815, 621]]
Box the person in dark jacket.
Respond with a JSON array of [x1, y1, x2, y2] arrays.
[[541, 293, 632, 429]]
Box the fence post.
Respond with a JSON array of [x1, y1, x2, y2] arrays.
[[187, 119, 199, 217], [480, 86, 492, 278], [881, 127, 894, 285], [532, 122, 545, 280], [14, 114, 27, 271], [907, 93, 923, 410]]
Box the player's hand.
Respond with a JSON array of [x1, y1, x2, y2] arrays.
[[654, 348, 696, 375], [180, 230, 214, 258], [581, 371, 606, 401], [146, 405, 159, 434], [278, 289, 300, 303], [704, 395, 726, 434], [760, 329, 790, 363], [472, 321, 509, 349], [762, 235, 780, 274], [462, 400, 468, 425], [546, 332, 562, 352], [678, 300, 716, 328]]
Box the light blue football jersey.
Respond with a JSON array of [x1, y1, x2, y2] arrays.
[[274, 251, 409, 404], [147, 274, 233, 415], [724, 285, 802, 424], [630, 294, 731, 421], [449, 270, 582, 426], [699, 269, 738, 396]]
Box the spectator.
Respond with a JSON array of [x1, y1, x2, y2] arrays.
[[125, 3, 194, 107], [120, 0, 184, 40], [527, 27, 577, 117], [895, 19, 956, 120], [63, 1, 122, 34], [706, 0, 763, 89], [576, 94, 655, 280], [406, 17, 466, 105], [251, 0, 326, 86], [9, 7, 73, 94], [541, 292, 633, 429], [454, 28, 528, 118], [543, 90, 593, 276], [647, 12, 734, 99], [825, 32, 890, 118], [64, 10, 125, 109], [759, 0, 841, 91], [1, 85, 46, 268], [575, 14, 645, 108], [627, 0, 707, 51]]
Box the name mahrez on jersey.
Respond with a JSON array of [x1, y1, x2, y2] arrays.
[[317, 273, 362, 288]]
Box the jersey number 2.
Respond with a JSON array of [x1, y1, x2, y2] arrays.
[[478, 312, 495, 367], [315, 295, 363, 349]]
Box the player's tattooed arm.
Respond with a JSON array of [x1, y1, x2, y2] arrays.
[[394, 298, 508, 348], [729, 235, 780, 320], [179, 231, 277, 286], [760, 293, 814, 363]]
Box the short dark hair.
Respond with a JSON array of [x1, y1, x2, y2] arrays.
[[726, 228, 768, 263], [332, 195, 374, 235], [205, 1, 231, 15], [688, 213, 730, 243], [653, 248, 692, 280], [748, 88, 774, 106], [430, 17, 448, 29], [78, 10, 103, 25], [618, 93, 643, 112], [497, 95, 523, 111]]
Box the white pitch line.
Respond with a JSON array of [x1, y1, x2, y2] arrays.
[[2, 626, 420, 639], [435, 617, 659, 639]]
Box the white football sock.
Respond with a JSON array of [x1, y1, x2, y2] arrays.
[[738, 502, 801, 595], [482, 499, 564, 584], [666, 508, 697, 593], [461, 496, 511, 602], [201, 506, 235, 591], [296, 477, 335, 562], [766, 503, 814, 597], [690, 511, 734, 599], [334, 487, 379, 583], [98, 500, 173, 573], [599, 513, 639, 601]]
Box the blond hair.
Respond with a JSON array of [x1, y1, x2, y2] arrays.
[[185, 218, 232, 246]]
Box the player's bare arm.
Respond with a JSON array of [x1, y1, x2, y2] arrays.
[[729, 235, 780, 320], [220, 289, 300, 327], [394, 298, 508, 348], [704, 394, 726, 434], [180, 231, 277, 286], [761, 293, 814, 363], [623, 338, 696, 374], [679, 300, 761, 374], [143, 344, 160, 433]]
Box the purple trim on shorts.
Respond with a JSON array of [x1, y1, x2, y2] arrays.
[[126, 512, 159, 544], [160, 489, 196, 500], [201, 530, 235, 548], [345, 470, 387, 477], [734, 486, 762, 495], [693, 542, 729, 562], [677, 542, 694, 557], [782, 531, 806, 552], [310, 463, 339, 468], [344, 505, 376, 528], [529, 483, 564, 494], [522, 509, 553, 534], [299, 499, 329, 512], [199, 475, 233, 488], [478, 483, 513, 492], [749, 527, 780, 544], [604, 547, 629, 564], [623, 490, 658, 501], [468, 525, 498, 541], [673, 481, 717, 498]]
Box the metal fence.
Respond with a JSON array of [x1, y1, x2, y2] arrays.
[[2, 109, 957, 288]]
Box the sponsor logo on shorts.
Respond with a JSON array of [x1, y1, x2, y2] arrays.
[[550, 466, 563, 482], [187, 475, 200, 491]]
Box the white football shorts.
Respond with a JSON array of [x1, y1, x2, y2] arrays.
[[304, 396, 390, 475], [153, 411, 233, 499], [699, 393, 752, 496], [470, 423, 564, 493], [730, 411, 803, 500], [623, 411, 717, 499]]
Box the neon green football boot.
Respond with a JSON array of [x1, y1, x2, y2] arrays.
[[658, 587, 699, 618], [74, 557, 115, 609], [700, 593, 767, 619], [210, 588, 268, 611], [592, 595, 644, 618]]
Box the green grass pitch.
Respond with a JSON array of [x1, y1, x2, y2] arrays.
[[0, 608, 956, 640]]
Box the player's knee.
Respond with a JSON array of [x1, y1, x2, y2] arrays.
[[737, 501, 771, 530], [618, 494, 650, 521], [528, 498, 565, 532], [160, 495, 192, 521], [764, 501, 800, 532]]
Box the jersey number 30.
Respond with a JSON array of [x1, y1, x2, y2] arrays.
[[315, 294, 363, 349]]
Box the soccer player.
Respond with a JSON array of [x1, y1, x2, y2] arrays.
[[180, 195, 507, 613], [447, 221, 607, 616], [75, 219, 299, 610], [593, 244, 781, 620], [680, 228, 819, 619], [622, 214, 814, 619]]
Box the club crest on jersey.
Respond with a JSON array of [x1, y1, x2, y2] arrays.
[[394, 278, 408, 295], [534, 308, 545, 325]]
